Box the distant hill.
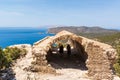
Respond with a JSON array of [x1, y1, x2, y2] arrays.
[[94, 32, 120, 46], [48, 26, 119, 34]]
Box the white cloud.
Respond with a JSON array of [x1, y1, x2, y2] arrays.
[[0, 0, 31, 2], [0, 10, 25, 16], [9, 12, 24, 16]]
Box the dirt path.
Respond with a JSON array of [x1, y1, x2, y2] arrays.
[[12, 45, 33, 80], [38, 69, 89, 80]]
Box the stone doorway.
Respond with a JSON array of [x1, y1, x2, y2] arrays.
[[46, 38, 88, 70]]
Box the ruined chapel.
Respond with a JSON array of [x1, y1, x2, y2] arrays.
[[31, 30, 117, 80]]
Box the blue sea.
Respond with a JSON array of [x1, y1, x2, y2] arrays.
[[0, 27, 54, 48]]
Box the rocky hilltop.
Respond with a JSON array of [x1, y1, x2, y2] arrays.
[[1, 32, 120, 80], [48, 26, 119, 34]]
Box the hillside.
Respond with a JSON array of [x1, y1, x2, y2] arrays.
[[79, 32, 120, 46], [48, 26, 119, 34], [93, 32, 120, 46]]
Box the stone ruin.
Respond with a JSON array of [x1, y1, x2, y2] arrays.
[[31, 30, 117, 80]]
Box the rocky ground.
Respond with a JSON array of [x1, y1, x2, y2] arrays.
[[0, 44, 120, 80], [12, 48, 120, 80], [11, 44, 33, 80], [11, 48, 89, 80], [11, 45, 91, 80]]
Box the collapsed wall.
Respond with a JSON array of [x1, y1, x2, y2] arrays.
[[83, 39, 116, 80], [31, 30, 117, 80]]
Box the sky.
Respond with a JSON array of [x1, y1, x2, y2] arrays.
[[0, 0, 120, 29]]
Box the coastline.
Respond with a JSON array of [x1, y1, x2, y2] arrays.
[[0, 27, 52, 48]]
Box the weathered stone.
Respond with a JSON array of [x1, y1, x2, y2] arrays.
[[32, 30, 117, 80]]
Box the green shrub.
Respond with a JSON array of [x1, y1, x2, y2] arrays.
[[0, 47, 7, 69], [114, 63, 120, 76], [113, 44, 120, 76], [0, 47, 27, 70], [4, 47, 20, 60], [4, 47, 27, 60]]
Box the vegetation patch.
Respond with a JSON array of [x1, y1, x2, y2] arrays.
[[0, 47, 27, 70]]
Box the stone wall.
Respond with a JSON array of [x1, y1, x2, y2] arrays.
[[31, 30, 117, 80], [31, 38, 56, 74], [85, 41, 116, 80]]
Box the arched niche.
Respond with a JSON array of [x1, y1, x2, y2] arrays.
[[46, 34, 88, 70]]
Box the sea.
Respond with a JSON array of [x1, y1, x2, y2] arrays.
[[0, 27, 54, 48]]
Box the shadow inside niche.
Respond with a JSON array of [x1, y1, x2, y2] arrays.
[[0, 68, 16, 80], [46, 52, 88, 70]]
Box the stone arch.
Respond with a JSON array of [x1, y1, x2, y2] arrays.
[[44, 34, 88, 70], [49, 34, 88, 62], [31, 30, 117, 80]]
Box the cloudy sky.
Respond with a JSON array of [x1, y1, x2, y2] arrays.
[[0, 0, 120, 29]]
